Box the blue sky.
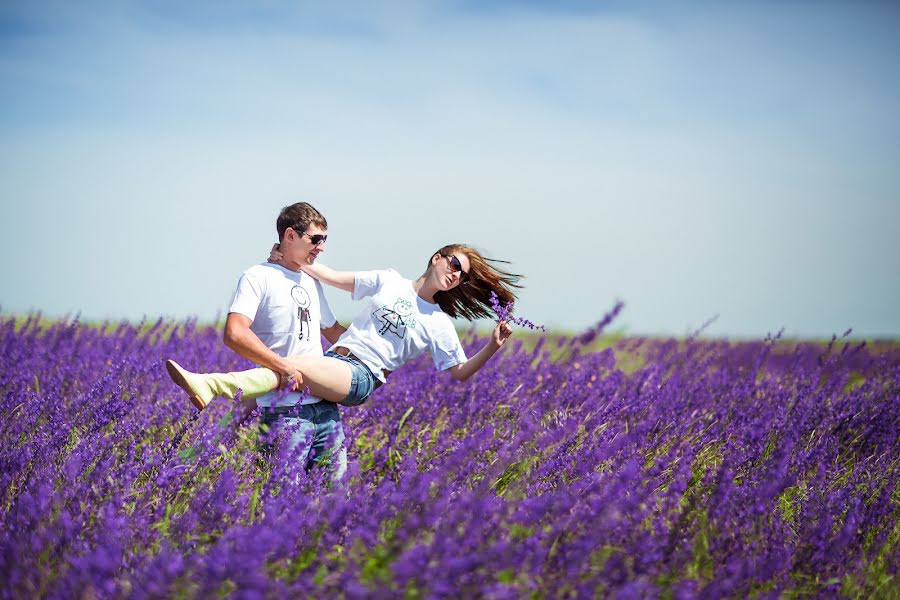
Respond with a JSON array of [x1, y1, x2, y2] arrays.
[[2, 1, 899, 338]]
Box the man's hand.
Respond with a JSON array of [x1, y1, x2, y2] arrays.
[[321, 322, 347, 345], [283, 370, 305, 392]]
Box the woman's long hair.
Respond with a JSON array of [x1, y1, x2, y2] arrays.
[[431, 244, 523, 321]]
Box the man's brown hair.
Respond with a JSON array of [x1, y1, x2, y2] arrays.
[[276, 203, 327, 241]]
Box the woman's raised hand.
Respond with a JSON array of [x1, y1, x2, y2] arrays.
[[267, 244, 283, 263], [492, 321, 513, 348]]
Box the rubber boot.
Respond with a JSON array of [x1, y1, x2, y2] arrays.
[[166, 360, 280, 410]]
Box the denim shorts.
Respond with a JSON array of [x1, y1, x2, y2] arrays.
[[325, 350, 379, 407]]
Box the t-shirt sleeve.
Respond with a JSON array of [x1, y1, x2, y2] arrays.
[[352, 269, 394, 301], [430, 319, 468, 371], [315, 280, 337, 328], [228, 271, 264, 321]]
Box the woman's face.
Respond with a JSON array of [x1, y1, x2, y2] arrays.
[[433, 251, 471, 291]]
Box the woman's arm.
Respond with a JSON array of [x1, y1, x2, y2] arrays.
[[267, 244, 356, 293], [447, 321, 513, 382], [302, 262, 356, 293]]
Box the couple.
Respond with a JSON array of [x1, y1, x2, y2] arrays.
[[166, 202, 521, 478]]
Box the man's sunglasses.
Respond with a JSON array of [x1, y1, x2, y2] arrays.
[[292, 228, 327, 246], [442, 254, 470, 282]]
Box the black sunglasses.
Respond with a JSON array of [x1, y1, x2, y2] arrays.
[[292, 228, 327, 246], [442, 254, 470, 282]]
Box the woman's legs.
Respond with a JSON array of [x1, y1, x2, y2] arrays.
[[166, 360, 279, 410], [280, 355, 354, 403], [166, 355, 354, 410]]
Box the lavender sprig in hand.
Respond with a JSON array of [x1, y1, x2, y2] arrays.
[[489, 291, 546, 331]]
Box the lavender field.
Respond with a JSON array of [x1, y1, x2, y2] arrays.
[[1, 314, 898, 598]]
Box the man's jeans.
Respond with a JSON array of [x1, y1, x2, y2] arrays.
[[259, 401, 346, 481]]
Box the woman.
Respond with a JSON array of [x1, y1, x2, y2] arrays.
[[166, 244, 521, 409]]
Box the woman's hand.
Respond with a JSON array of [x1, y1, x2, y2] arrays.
[[267, 243, 283, 263], [492, 321, 513, 348], [448, 321, 514, 381]]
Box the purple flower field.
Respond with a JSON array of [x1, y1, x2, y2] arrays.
[[1, 314, 898, 598]]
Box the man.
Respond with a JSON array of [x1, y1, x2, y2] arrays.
[[168, 202, 347, 477]]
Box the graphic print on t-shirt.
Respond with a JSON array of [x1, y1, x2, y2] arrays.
[[373, 298, 417, 339], [291, 285, 311, 340]]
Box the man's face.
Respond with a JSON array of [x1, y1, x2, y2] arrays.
[[282, 224, 327, 269]]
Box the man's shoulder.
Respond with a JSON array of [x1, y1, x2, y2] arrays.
[[241, 262, 298, 281], [233, 264, 298, 301]]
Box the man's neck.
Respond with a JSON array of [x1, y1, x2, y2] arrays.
[[274, 259, 302, 273]]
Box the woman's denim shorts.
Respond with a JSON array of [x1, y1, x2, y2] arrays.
[[325, 350, 380, 407]]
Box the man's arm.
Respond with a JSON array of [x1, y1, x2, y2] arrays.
[[223, 313, 298, 376], [321, 321, 347, 345]]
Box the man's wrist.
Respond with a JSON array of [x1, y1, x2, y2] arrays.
[[279, 372, 293, 389], [271, 359, 294, 377]]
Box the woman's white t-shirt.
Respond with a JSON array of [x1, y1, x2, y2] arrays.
[[331, 269, 467, 381]]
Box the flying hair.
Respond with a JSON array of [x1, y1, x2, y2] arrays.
[[430, 244, 523, 321]]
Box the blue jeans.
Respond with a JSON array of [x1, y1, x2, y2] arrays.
[[259, 402, 346, 480]]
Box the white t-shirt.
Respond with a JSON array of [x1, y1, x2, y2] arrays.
[[229, 263, 336, 407], [331, 269, 467, 381]]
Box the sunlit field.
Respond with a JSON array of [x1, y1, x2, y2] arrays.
[[1, 315, 897, 598]]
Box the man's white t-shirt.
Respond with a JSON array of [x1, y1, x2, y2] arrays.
[[229, 263, 336, 407], [331, 269, 467, 381]]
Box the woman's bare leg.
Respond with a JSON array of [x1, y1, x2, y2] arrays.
[[284, 355, 354, 403]]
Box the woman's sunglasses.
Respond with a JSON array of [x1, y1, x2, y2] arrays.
[[442, 254, 470, 282]]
